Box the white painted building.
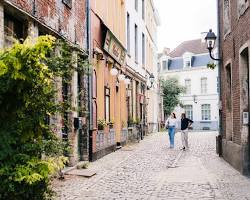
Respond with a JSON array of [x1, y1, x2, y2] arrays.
[[158, 39, 219, 130], [125, 0, 160, 133]]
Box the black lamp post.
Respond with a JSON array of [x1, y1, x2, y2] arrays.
[[147, 73, 155, 90], [205, 29, 223, 156], [205, 29, 221, 61]]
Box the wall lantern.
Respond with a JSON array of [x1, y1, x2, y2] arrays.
[[147, 73, 155, 90], [193, 94, 197, 104], [118, 74, 125, 81], [110, 68, 118, 76], [205, 29, 221, 61], [124, 77, 131, 85]]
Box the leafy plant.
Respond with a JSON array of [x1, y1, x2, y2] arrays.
[[128, 116, 134, 127], [207, 62, 217, 69], [160, 77, 185, 116], [0, 35, 86, 199], [97, 119, 107, 130], [109, 119, 114, 128]]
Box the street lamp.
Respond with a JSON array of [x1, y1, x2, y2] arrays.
[[110, 68, 118, 76], [205, 29, 222, 157], [147, 73, 155, 90], [205, 29, 221, 61]]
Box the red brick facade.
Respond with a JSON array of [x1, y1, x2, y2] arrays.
[[4, 0, 86, 48], [219, 0, 250, 174]]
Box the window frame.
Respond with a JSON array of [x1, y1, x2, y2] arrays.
[[201, 77, 207, 94], [185, 79, 191, 95], [62, 0, 72, 9], [104, 87, 110, 123], [127, 12, 130, 55], [134, 24, 138, 63], [201, 104, 211, 121], [184, 105, 193, 120]]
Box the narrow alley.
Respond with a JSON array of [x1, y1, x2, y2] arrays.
[[54, 132, 250, 200]]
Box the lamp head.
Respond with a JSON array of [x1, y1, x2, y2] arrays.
[[205, 29, 217, 50]]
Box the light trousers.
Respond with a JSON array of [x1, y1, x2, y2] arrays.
[[181, 129, 189, 149]]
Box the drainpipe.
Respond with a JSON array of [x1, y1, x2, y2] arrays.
[[86, 0, 93, 160], [217, 0, 223, 156]]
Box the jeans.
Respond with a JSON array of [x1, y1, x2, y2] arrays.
[[168, 126, 175, 148]]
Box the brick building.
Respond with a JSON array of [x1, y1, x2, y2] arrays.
[[219, 0, 250, 174], [0, 0, 89, 166]]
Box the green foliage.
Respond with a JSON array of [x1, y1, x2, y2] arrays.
[[207, 62, 217, 69], [0, 35, 86, 199], [97, 119, 107, 130], [160, 77, 185, 116]]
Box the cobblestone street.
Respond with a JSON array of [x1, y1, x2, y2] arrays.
[[54, 131, 250, 200]]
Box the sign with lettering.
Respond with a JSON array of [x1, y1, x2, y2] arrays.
[[104, 30, 126, 65]]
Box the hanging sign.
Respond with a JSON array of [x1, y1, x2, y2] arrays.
[[104, 30, 126, 65]]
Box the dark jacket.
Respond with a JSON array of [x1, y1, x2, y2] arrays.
[[181, 118, 193, 130]]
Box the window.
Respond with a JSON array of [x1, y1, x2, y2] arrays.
[[105, 87, 110, 122], [162, 60, 167, 70], [142, 0, 145, 19], [238, 0, 249, 17], [4, 14, 24, 47], [62, 0, 72, 8], [184, 105, 193, 120], [223, 0, 231, 36], [185, 60, 191, 68], [127, 13, 130, 54], [135, 24, 138, 62], [185, 79, 191, 94], [201, 104, 211, 120], [135, 0, 138, 11], [226, 64, 232, 111], [157, 62, 161, 72], [142, 33, 145, 66], [201, 78, 207, 94]]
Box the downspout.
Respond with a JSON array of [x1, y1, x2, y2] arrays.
[[217, 0, 223, 156], [86, 0, 93, 160]]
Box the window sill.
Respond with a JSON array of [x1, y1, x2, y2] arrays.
[[200, 121, 212, 123]]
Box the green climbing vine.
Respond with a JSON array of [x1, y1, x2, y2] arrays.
[[0, 35, 90, 199]]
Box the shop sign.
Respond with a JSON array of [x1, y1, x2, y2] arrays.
[[104, 30, 126, 65]]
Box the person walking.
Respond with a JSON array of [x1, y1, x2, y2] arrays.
[[165, 113, 178, 148], [181, 113, 193, 151]]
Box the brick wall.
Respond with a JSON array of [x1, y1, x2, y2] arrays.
[[5, 0, 86, 48], [219, 0, 250, 145]]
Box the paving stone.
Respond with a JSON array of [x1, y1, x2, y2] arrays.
[[53, 131, 250, 200]]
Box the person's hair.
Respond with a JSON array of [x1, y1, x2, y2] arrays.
[[172, 112, 176, 119], [181, 113, 186, 118]]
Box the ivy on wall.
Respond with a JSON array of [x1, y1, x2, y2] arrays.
[[0, 35, 90, 199]]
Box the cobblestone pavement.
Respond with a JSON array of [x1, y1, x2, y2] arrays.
[[53, 131, 250, 200]]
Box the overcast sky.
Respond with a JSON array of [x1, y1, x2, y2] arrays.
[[154, 0, 217, 52]]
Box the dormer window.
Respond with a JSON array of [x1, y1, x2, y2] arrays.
[[185, 60, 191, 68], [183, 52, 193, 68], [162, 60, 168, 70]]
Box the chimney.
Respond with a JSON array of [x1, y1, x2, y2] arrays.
[[201, 32, 207, 43], [163, 47, 170, 55]]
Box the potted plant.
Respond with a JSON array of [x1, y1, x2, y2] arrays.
[[128, 116, 134, 127], [109, 119, 114, 129], [97, 119, 107, 130]]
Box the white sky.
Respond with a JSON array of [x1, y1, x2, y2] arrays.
[[154, 0, 217, 52]]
